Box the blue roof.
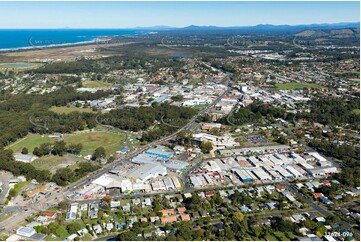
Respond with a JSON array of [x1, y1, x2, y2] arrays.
[[146, 148, 173, 158], [319, 196, 330, 203], [120, 147, 129, 152], [240, 205, 249, 212]]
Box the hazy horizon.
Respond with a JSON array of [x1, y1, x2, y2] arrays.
[[0, 1, 359, 29], [0, 21, 359, 30]]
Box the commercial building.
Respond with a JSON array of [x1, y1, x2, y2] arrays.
[[229, 145, 290, 155], [171, 177, 182, 189], [248, 156, 262, 167], [190, 176, 204, 187], [132, 154, 157, 164], [252, 167, 272, 181], [14, 154, 38, 163], [151, 180, 166, 191], [201, 123, 221, 131], [163, 159, 188, 171], [92, 174, 132, 192], [127, 163, 167, 182], [145, 148, 173, 159], [207, 159, 230, 172], [163, 177, 175, 190], [274, 166, 294, 179], [267, 169, 283, 180], [203, 173, 213, 184], [285, 166, 303, 178], [273, 153, 293, 165], [307, 167, 338, 177], [232, 168, 253, 182]]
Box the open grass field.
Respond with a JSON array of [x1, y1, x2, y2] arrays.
[[32, 155, 78, 172], [63, 131, 125, 157], [192, 104, 208, 111], [82, 80, 113, 88], [275, 82, 323, 90], [7, 128, 140, 161], [49, 106, 96, 114], [6, 134, 54, 153]]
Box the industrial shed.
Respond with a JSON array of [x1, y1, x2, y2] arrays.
[[267, 169, 283, 180], [285, 166, 303, 178], [232, 168, 253, 182], [190, 176, 204, 187], [127, 163, 167, 182], [171, 177, 182, 189], [274, 165, 294, 179], [163, 177, 175, 190], [273, 153, 293, 165], [248, 156, 261, 167], [292, 165, 308, 176], [145, 148, 173, 159], [132, 154, 157, 164], [203, 173, 213, 184], [252, 167, 272, 180]]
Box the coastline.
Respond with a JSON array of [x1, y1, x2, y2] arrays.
[[0, 30, 146, 55], [0, 39, 97, 53]]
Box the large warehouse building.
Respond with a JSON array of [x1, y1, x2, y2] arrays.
[[127, 163, 167, 182]]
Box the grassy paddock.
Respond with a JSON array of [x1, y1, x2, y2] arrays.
[[7, 134, 53, 153], [32, 155, 74, 171], [82, 80, 112, 88], [63, 131, 125, 157], [7, 129, 139, 159]]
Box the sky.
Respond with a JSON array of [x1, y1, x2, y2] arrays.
[[0, 1, 359, 28]]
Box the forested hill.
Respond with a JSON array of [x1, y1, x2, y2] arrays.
[[30, 55, 185, 74]]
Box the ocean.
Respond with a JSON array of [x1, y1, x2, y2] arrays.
[[0, 29, 145, 51]]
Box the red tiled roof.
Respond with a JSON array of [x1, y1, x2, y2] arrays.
[[180, 214, 191, 221], [177, 207, 187, 213], [41, 211, 57, 218], [313, 193, 324, 199], [161, 216, 177, 224], [161, 209, 175, 216]]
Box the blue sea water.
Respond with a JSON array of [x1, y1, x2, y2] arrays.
[[0, 29, 145, 51]]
